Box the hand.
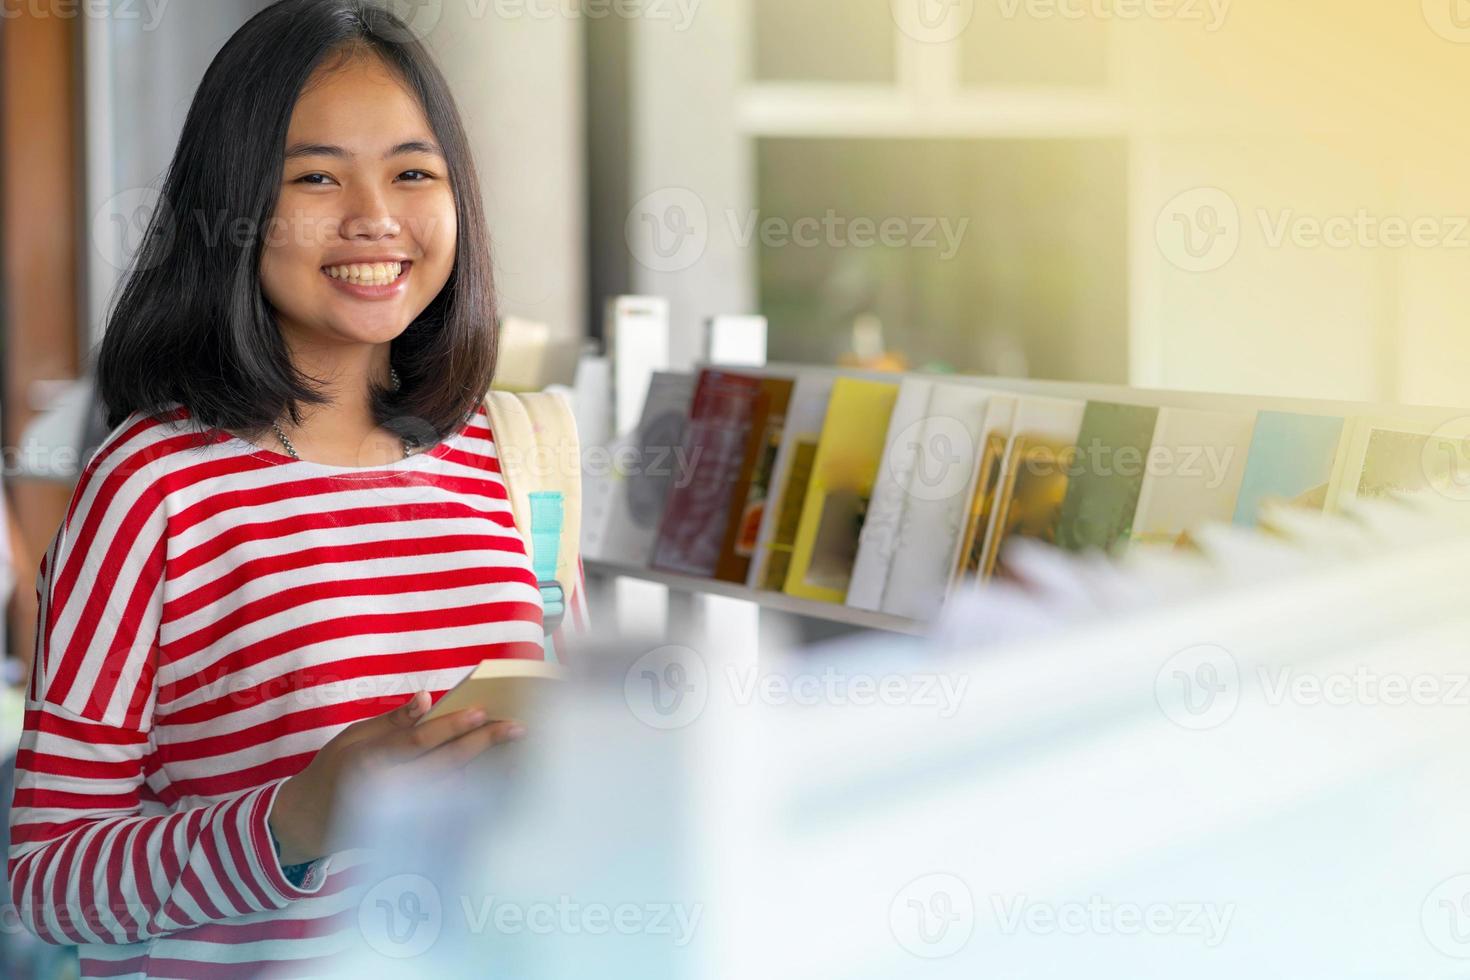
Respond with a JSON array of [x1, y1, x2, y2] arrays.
[[268, 691, 524, 865]]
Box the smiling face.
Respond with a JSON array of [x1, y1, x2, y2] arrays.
[[259, 51, 457, 353]]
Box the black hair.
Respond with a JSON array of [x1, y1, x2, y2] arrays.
[[95, 0, 497, 447]]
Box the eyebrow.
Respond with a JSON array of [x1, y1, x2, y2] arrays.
[[284, 140, 444, 161]]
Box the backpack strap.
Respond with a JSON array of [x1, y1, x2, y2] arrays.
[[483, 390, 582, 654]]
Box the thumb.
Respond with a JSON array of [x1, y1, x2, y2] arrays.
[[348, 691, 431, 741], [390, 690, 431, 726]]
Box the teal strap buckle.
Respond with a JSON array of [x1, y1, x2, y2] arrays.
[[528, 491, 566, 660]]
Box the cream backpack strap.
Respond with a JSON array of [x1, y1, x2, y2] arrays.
[[483, 390, 583, 624]]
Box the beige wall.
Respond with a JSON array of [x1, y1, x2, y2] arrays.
[[432, 5, 588, 348], [1123, 0, 1470, 406]]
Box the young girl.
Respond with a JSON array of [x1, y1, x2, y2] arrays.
[[6, 2, 587, 975]]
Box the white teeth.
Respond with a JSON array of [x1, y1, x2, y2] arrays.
[[325, 261, 404, 285]]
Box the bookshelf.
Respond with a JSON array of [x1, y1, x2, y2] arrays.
[[580, 359, 1470, 648], [583, 558, 929, 637]]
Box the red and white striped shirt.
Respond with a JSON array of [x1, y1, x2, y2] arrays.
[[6, 401, 589, 978]]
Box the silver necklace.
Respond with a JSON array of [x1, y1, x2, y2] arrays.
[[270, 366, 417, 460]]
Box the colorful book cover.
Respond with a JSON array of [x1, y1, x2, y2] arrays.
[[783, 378, 900, 603], [845, 379, 937, 611], [982, 397, 1086, 579], [1056, 402, 1160, 554], [877, 384, 996, 620], [650, 370, 763, 576], [714, 376, 795, 583], [1330, 417, 1467, 506], [954, 397, 1017, 583], [596, 372, 696, 566], [1231, 411, 1346, 527], [747, 375, 835, 592], [1130, 406, 1255, 550]]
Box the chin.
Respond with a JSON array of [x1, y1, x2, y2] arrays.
[[318, 309, 416, 345]]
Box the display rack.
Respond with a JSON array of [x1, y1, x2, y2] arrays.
[[583, 558, 929, 637]]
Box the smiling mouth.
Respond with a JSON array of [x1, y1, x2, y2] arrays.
[[321, 260, 412, 287]]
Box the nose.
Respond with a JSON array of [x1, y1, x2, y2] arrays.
[[340, 185, 401, 241]]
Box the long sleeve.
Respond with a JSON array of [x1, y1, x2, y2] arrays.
[[5, 441, 326, 948]]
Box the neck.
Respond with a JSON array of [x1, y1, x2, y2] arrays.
[[270, 337, 404, 461]]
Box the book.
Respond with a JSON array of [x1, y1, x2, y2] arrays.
[[869, 383, 995, 620], [714, 376, 795, 583], [595, 372, 696, 567], [1055, 402, 1160, 554], [704, 314, 768, 367], [1328, 417, 1467, 508], [953, 396, 1018, 583], [1232, 411, 1347, 526], [1129, 406, 1255, 550], [845, 379, 938, 611], [747, 375, 835, 591], [983, 396, 1086, 579], [605, 296, 671, 437], [420, 658, 564, 726], [651, 370, 763, 576], [783, 377, 900, 603]]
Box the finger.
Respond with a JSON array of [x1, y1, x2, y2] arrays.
[[375, 706, 502, 758], [332, 691, 431, 750], [406, 720, 526, 780]]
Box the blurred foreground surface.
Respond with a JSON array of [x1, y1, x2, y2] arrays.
[[320, 501, 1470, 978]]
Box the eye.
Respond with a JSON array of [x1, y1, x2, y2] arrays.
[[294, 173, 336, 186], [398, 170, 436, 182]]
